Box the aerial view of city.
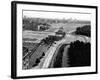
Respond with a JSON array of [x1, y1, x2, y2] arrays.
[[22, 11, 91, 70]]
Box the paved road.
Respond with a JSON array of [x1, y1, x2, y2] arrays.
[[42, 34, 90, 68], [32, 33, 90, 69], [48, 43, 65, 68], [42, 39, 67, 68], [32, 39, 67, 69]]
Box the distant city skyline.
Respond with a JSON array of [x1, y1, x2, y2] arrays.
[[23, 11, 91, 21]]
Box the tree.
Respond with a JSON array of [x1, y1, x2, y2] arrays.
[[68, 40, 91, 67], [75, 25, 91, 37]]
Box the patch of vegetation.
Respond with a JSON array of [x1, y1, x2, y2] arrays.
[[23, 42, 39, 51], [41, 36, 58, 45], [75, 25, 91, 37], [68, 40, 91, 67], [23, 38, 37, 41]]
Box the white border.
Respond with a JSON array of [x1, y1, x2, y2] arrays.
[[17, 3, 96, 77]]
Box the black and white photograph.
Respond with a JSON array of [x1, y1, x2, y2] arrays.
[[11, 1, 97, 79], [22, 10, 91, 69]]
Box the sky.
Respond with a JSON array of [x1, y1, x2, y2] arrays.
[[23, 10, 91, 21]]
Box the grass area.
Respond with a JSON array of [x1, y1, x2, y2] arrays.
[[23, 42, 39, 51], [23, 38, 37, 41]]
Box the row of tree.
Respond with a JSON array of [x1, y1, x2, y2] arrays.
[[68, 40, 91, 67], [52, 40, 91, 68], [40, 36, 58, 45], [75, 25, 91, 37]]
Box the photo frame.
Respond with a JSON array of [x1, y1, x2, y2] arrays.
[[11, 1, 98, 79]]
